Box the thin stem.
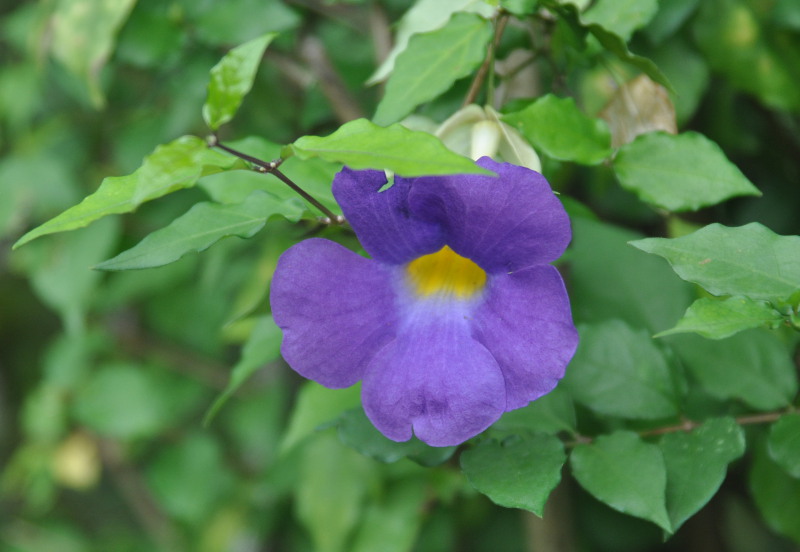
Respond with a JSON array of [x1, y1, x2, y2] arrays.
[[564, 408, 793, 448], [208, 136, 344, 224], [463, 13, 509, 107]]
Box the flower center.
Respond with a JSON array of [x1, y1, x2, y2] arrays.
[[406, 246, 486, 300]]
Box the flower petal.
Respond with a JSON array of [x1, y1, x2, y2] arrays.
[[332, 168, 444, 264], [270, 238, 398, 388], [407, 157, 571, 273], [472, 266, 578, 410], [362, 306, 506, 446]]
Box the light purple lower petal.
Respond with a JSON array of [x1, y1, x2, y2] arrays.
[[472, 266, 578, 410], [270, 238, 398, 388], [362, 304, 506, 446]]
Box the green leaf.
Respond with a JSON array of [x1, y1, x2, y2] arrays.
[[656, 296, 782, 340], [564, 320, 679, 420], [73, 363, 171, 439], [202, 33, 277, 130], [750, 440, 800, 544], [373, 13, 492, 126], [582, 0, 659, 41], [694, 0, 800, 112], [350, 479, 428, 552], [147, 432, 234, 525], [283, 118, 490, 176], [296, 432, 376, 552], [279, 382, 362, 455], [204, 316, 284, 425], [630, 223, 800, 302], [50, 0, 137, 107], [569, 218, 693, 333], [503, 95, 612, 165], [95, 191, 304, 271], [660, 417, 745, 531], [613, 131, 760, 212], [337, 409, 455, 466], [643, 0, 700, 44], [14, 136, 245, 248], [367, 0, 495, 84], [767, 414, 800, 478], [492, 386, 576, 436], [461, 434, 566, 516], [570, 431, 672, 532], [666, 330, 798, 410]]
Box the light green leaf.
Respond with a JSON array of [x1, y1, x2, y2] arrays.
[[14, 136, 246, 248], [583, 0, 659, 41], [565, 320, 679, 420], [461, 434, 566, 516], [767, 414, 800, 478], [367, 0, 495, 84], [296, 432, 376, 552], [204, 316, 284, 425], [95, 191, 303, 271], [350, 479, 427, 552], [279, 382, 362, 455], [337, 409, 455, 466], [660, 417, 745, 531], [570, 431, 672, 532], [282, 118, 491, 176], [614, 131, 760, 212], [666, 330, 798, 410], [656, 296, 782, 339], [50, 0, 137, 107], [750, 440, 800, 544], [503, 94, 612, 165], [373, 13, 492, 126], [202, 33, 277, 130], [630, 223, 800, 302]]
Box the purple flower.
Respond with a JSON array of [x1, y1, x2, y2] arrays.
[[270, 157, 578, 447]]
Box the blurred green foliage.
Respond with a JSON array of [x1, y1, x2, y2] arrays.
[[1, 1, 800, 551]]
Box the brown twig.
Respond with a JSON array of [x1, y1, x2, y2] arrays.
[[463, 14, 510, 107], [300, 34, 365, 124]]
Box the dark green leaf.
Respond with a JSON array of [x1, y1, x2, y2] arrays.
[[630, 223, 800, 302], [660, 417, 745, 531], [767, 414, 800, 478], [461, 434, 566, 516], [643, 0, 700, 43], [95, 191, 304, 270], [204, 316, 284, 425], [503, 94, 612, 165], [14, 136, 245, 248], [374, 13, 492, 125], [666, 330, 798, 410], [565, 320, 679, 420], [570, 431, 672, 532], [569, 218, 694, 333], [656, 296, 782, 340], [750, 440, 800, 544], [337, 409, 455, 466], [582, 0, 659, 41], [350, 479, 428, 552], [283, 118, 490, 176], [614, 132, 760, 212], [203, 33, 277, 130], [492, 386, 576, 436]]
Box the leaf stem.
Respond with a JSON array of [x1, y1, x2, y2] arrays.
[[463, 13, 509, 107], [564, 408, 794, 448], [207, 135, 345, 224]]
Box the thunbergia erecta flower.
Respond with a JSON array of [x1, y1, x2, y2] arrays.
[[270, 157, 578, 447]]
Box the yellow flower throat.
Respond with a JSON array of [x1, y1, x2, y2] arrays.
[[406, 246, 487, 299]]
